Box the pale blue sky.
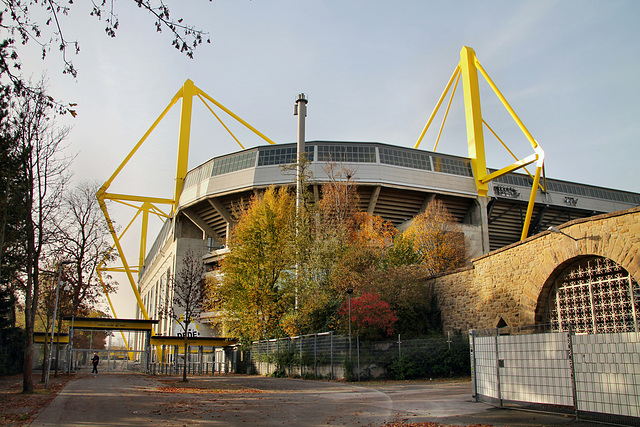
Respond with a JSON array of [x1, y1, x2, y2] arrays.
[[19, 0, 640, 317]]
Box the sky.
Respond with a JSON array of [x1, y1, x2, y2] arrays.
[[17, 0, 640, 318]]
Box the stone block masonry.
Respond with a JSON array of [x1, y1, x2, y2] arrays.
[[430, 207, 640, 332]]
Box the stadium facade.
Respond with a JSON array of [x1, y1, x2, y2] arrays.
[[136, 140, 640, 338]]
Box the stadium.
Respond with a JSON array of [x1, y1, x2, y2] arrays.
[[95, 48, 639, 343], [135, 139, 640, 338]]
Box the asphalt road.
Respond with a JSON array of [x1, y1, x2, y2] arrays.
[[30, 373, 601, 426]]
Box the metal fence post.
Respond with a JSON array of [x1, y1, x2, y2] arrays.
[[567, 326, 579, 421], [330, 331, 334, 380], [495, 328, 502, 407], [357, 335, 360, 382], [470, 330, 477, 401], [287, 337, 291, 374], [161, 345, 165, 374]]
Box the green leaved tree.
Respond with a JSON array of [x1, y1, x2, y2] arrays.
[[208, 186, 296, 343]]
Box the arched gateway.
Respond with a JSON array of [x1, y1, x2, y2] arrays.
[[431, 207, 640, 332], [541, 256, 640, 334]]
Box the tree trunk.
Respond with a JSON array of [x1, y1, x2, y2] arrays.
[[22, 235, 36, 393], [22, 313, 34, 393], [182, 340, 188, 382], [40, 335, 49, 383]]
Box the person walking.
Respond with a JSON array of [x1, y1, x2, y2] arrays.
[[91, 353, 100, 375]]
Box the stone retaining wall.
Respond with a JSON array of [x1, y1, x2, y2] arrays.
[[431, 207, 640, 331]]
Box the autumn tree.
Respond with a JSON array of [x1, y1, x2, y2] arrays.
[[7, 85, 71, 393], [162, 249, 206, 382], [398, 200, 467, 275], [295, 197, 465, 339], [0, 85, 23, 327], [30, 181, 115, 380], [1, 1, 210, 87], [281, 165, 361, 336], [54, 181, 117, 324], [317, 163, 360, 232], [208, 186, 296, 343], [338, 292, 397, 341], [0, 284, 24, 376], [211, 166, 467, 342], [365, 266, 442, 337]]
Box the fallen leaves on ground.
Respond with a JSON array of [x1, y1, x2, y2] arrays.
[[384, 423, 493, 427], [0, 374, 73, 426], [155, 385, 265, 394], [154, 377, 265, 394]]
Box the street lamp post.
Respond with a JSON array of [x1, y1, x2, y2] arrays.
[[45, 260, 72, 389], [548, 226, 579, 249], [65, 282, 76, 375], [346, 289, 353, 367]]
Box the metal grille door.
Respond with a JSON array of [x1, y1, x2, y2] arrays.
[[547, 257, 640, 334]]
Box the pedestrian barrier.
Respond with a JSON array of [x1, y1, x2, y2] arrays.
[[470, 326, 640, 426]]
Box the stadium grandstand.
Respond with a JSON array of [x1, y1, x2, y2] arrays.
[[136, 140, 640, 338]]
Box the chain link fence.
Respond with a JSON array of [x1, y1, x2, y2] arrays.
[[249, 332, 470, 381], [470, 325, 640, 425]]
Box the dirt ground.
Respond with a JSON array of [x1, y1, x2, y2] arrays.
[[3, 373, 492, 427], [0, 373, 73, 426], [150, 377, 493, 427]]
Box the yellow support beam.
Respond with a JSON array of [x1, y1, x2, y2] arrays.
[[103, 193, 175, 205], [139, 202, 151, 270], [415, 65, 461, 150], [196, 89, 276, 146], [479, 152, 539, 184], [34, 333, 69, 344], [415, 46, 546, 240], [460, 46, 489, 197], [475, 58, 540, 150], [96, 264, 135, 360], [96, 191, 150, 320], [150, 336, 238, 347], [97, 79, 275, 338], [69, 317, 158, 331], [100, 89, 184, 196], [522, 165, 543, 240], [174, 79, 196, 206]]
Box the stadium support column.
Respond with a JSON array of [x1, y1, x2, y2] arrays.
[[477, 197, 490, 254], [460, 47, 488, 198], [294, 94, 308, 212]]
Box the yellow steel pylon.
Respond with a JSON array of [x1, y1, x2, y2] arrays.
[[415, 46, 546, 241], [96, 80, 275, 348]]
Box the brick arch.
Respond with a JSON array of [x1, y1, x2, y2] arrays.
[[533, 255, 591, 324], [522, 209, 640, 327], [432, 207, 640, 332], [531, 254, 638, 325], [529, 212, 640, 323]]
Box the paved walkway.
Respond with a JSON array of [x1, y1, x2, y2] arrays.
[[31, 373, 600, 426]]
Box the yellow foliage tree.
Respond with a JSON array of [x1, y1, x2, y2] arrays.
[[400, 200, 467, 275], [207, 186, 296, 343]]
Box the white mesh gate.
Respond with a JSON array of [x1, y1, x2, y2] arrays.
[[470, 327, 640, 426]]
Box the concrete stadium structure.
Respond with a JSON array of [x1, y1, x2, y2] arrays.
[[136, 140, 640, 337]]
